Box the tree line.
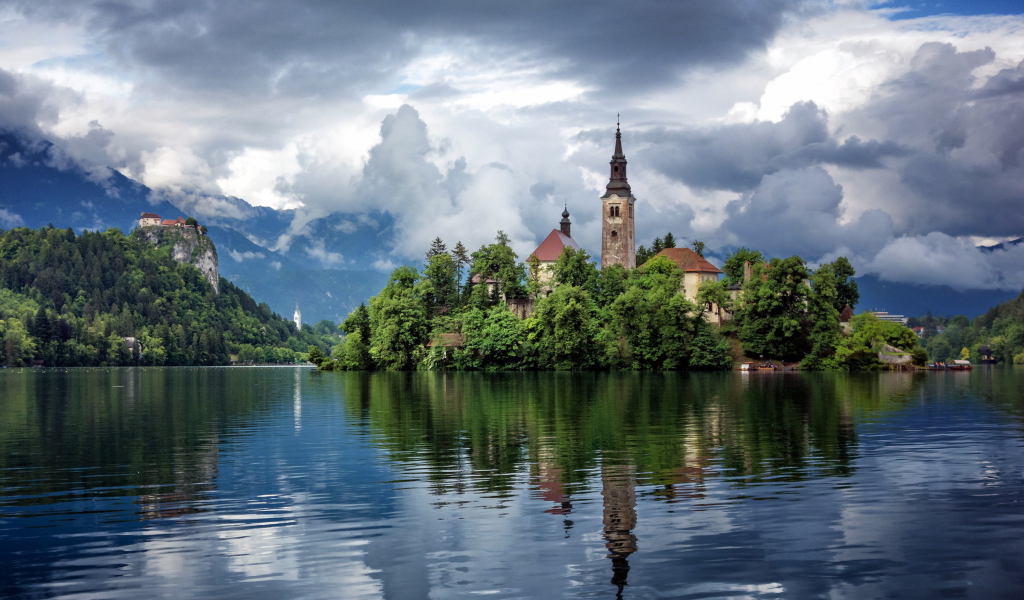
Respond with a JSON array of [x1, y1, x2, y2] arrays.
[[310, 232, 926, 372], [0, 226, 336, 366], [911, 293, 1024, 364]]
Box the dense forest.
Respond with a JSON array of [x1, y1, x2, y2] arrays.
[[912, 292, 1024, 364], [0, 226, 337, 366], [311, 232, 926, 372]]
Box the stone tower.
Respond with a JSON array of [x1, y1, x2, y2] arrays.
[[601, 121, 636, 269], [293, 302, 301, 330]]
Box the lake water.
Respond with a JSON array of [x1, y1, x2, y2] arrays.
[[1, 368, 1023, 599]]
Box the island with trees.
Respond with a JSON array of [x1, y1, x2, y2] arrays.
[[311, 232, 929, 372]]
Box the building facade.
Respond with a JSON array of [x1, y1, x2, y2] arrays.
[[601, 123, 636, 269], [528, 206, 581, 294]]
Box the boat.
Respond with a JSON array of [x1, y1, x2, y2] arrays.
[[947, 360, 973, 370]]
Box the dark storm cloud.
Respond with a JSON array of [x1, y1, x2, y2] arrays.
[[0, 68, 66, 138], [718, 166, 893, 260], [11, 0, 809, 97], [634, 102, 907, 192], [848, 43, 1024, 237]]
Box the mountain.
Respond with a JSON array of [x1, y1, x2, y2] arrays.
[[855, 275, 1019, 318], [0, 131, 390, 323]]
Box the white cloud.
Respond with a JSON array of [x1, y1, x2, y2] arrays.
[[865, 232, 1024, 290]]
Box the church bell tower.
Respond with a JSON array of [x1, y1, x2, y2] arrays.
[[601, 119, 636, 269]]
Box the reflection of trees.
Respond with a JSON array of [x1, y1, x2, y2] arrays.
[[344, 371, 932, 504], [0, 368, 278, 517]]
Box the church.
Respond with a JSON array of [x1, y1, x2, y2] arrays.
[[528, 122, 724, 312], [530, 121, 719, 281], [528, 122, 637, 285]]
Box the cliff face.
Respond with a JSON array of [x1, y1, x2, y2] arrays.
[[137, 226, 220, 293]]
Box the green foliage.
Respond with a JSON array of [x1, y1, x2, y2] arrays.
[[593, 263, 628, 308], [722, 247, 763, 286], [832, 313, 921, 371], [552, 246, 597, 289], [608, 256, 696, 370], [466, 232, 528, 305], [421, 251, 459, 314], [695, 279, 731, 319], [691, 240, 705, 257], [737, 256, 810, 361], [0, 226, 330, 367], [831, 256, 859, 310], [688, 318, 734, 370], [368, 267, 429, 370], [801, 264, 843, 370], [635, 232, 676, 267], [532, 285, 600, 370]]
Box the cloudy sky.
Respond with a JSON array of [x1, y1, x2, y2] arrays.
[[1, 0, 1023, 289]]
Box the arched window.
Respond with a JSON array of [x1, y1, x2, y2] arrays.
[[611, 230, 618, 238]]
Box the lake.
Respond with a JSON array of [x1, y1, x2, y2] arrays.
[[1, 367, 1023, 599]]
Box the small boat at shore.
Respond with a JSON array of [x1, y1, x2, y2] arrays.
[[927, 360, 973, 371]]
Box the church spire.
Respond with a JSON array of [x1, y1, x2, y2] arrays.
[[604, 117, 630, 198], [560, 203, 571, 237]]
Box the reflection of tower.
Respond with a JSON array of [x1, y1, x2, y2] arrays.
[[293, 302, 302, 330], [293, 367, 302, 434], [535, 445, 574, 536], [602, 462, 637, 597]]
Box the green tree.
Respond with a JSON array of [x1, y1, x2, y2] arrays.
[[451, 241, 469, 299], [802, 264, 843, 370], [594, 264, 628, 308], [368, 267, 429, 370], [688, 318, 734, 370], [553, 246, 598, 289], [466, 232, 528, 305], [831, 256, 859, 311], [737, 256, 810, 361], [722, 247, 764, 286], [691, 239, 705, 257], [532, 285, 600, 370], [695, 279, 732, 321], [422, 251, 459, 314]]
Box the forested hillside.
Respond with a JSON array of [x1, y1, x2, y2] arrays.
[[0, 226, 335, 366], [919, 289, 1024, 363]]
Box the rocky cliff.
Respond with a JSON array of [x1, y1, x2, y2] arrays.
[[136, 226, 220, 293]]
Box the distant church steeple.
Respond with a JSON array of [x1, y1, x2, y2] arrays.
[[560, 203, 572, 237], [601, 116, 636, 269], [293, 302, 301, 330]]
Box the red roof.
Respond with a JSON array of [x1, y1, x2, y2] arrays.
[[529, 229, 581, 262], [140, 212, 160, 219], [655, 248, 723, 274]]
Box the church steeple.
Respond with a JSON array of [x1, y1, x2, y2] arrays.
[[604, 116, 631, 198], [560, 203, 571, 237], [600, 117, 636, 270]]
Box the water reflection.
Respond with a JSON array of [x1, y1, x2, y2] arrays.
[[1, 368, 1023, 598]]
